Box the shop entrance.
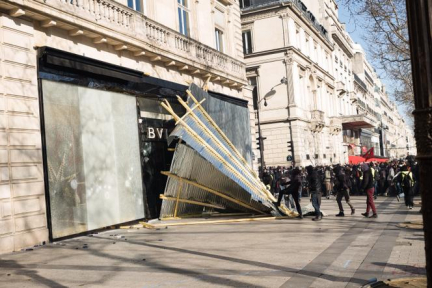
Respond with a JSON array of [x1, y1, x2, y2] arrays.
[[137, 98, 178, 219]]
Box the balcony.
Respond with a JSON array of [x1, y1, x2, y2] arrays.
[[336, 81, 346, 97], [5, 0, 246, 84], [365, 70, 374, 85], [290, 0, 332, 45], [340, 113, 375, 130], [354, 74, 367, 92], [310, 110, 325, 132], [329, 24, 354, 58], [329, 117, 342, 135]]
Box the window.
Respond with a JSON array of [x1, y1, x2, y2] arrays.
[[128, 0, 146, 14], [215, 28, 224, 52], [248, 76, 258, 110], [242, 30, 253, 54], [240, 0, 251, 9], [42, 80, 144, 239], [178, 0, 189, 36]]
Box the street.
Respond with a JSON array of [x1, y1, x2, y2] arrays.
[[0, 196, 425, 288]]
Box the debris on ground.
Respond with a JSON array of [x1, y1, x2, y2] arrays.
[[397, 221, 423, 230], [365, 277, 426, 287]]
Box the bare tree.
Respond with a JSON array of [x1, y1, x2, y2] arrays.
[[340, 0, 414, 109]]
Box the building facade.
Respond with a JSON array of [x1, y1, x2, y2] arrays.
[[0, 0, 252, 253], [241, 0, 416, 168]]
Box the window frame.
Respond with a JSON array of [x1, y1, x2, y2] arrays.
[[242, 30, 253, 55], [178, 0, 190, 36], [215, 28, 224, 52], [239, 0, 251, 9], [127, 0, 146, 14]]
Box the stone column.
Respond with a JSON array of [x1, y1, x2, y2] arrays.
[[405, 0, 432, 285]]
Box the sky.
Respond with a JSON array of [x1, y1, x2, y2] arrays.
[[336, 2, 411, 122]]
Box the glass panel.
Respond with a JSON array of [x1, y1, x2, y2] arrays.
[[215, 30, 219, 51], [42, 80, 144, 239], [243, 31, 252, 54], [127, 0, 134, 9], [247, 31, 252, 53], [178, 7, 183, 34], [183, 10, 188, 36], [135, 0, 141, 12]]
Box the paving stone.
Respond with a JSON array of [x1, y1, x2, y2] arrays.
[[0, 197, 425, 288]]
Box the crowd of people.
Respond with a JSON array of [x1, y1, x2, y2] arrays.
[[262, 159, 419, 221]]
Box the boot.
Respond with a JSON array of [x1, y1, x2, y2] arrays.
[[361, 212, 369, 217], [336, 212, 345, 217], [351, 208, 355, 215], [312, 214, 322, 221]]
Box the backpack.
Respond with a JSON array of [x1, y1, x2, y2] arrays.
[[375, 169, 381, 181], [401, 172, 412, 188], [380, 169, 386, 180]]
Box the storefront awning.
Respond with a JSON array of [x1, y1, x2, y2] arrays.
[[340, 114, 375, 129]]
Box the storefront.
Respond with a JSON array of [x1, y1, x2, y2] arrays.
[[37, 47, 249, 240]]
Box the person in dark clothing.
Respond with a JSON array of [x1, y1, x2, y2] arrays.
[[306, 165, 322, 221], [394, 165, 415, 209], [334, 166, 355, 217], [275, 168, 303, 219], [361, 163, 377, 218], [412, 163, 420, 196], [378, 164, 387, 196]]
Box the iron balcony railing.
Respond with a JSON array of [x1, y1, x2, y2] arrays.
[[354, 73, 367, 91], [364, 70, 374, 84]]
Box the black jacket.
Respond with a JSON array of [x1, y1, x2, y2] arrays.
[[335, 171, 349, 191], [361, 169, 374, 190], [307, 171, 321, 193], [286, 175, 302, 194]]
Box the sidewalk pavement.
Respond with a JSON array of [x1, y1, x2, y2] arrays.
[[0, 196, 426, 288]]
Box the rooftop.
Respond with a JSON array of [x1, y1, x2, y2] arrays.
[[241, 0, 331, 44]]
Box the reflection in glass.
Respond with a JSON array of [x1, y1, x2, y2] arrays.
[[42, 80, 144, 238]]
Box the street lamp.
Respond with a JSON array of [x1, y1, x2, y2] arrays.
[[379, 121, 389, 157], [254, 77, 288, 174]]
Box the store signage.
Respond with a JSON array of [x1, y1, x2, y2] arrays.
[[147, 127, 168, 140], [144, 127, 169, 140]]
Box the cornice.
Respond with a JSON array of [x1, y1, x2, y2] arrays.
[[241, 3, 334, 51]]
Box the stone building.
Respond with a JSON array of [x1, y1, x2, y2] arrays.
[[241, 0, 357, 167], [0, 0, 251, 253], [240, 0, 416, 167]]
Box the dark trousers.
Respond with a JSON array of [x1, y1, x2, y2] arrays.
[[337, 189, 354, 212], [403, 186, 414, 207], [277, 188, 302, 216], [311, 192, 321, 217], [378, 180, 386, 195], [365, 187, 377, 214]]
